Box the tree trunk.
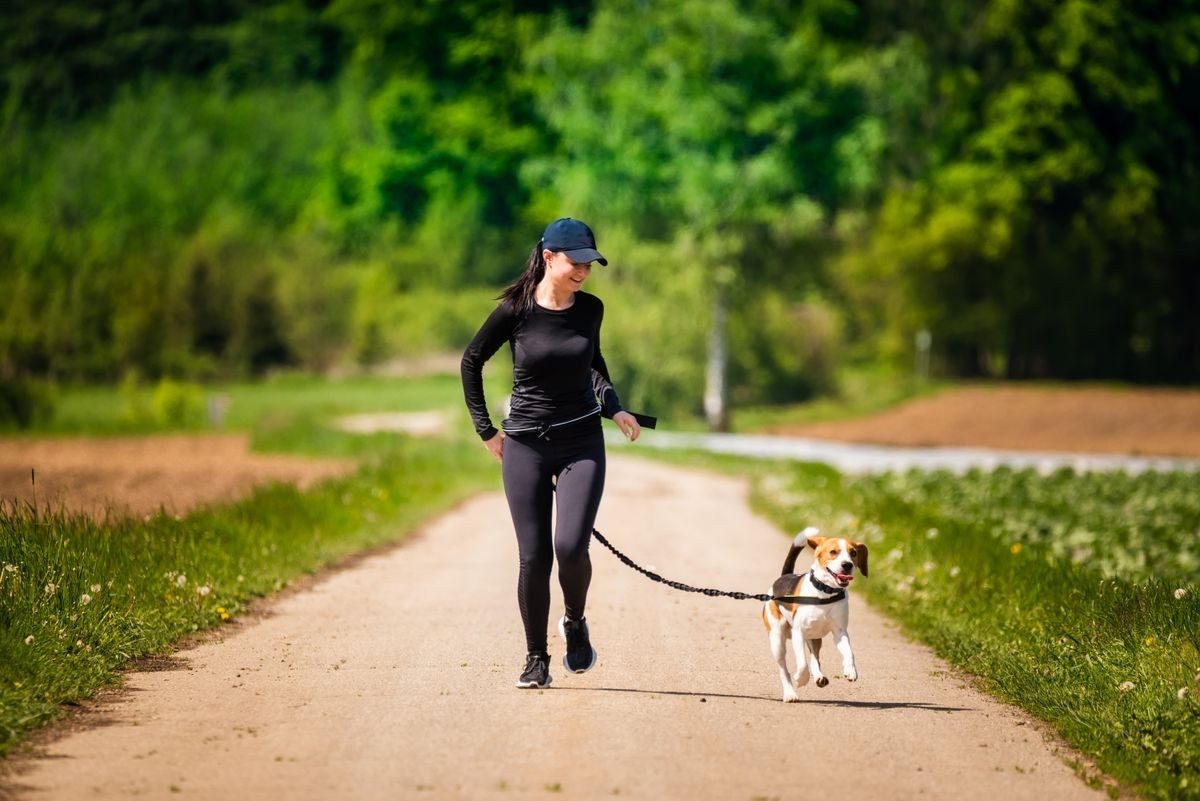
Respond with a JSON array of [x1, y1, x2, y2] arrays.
[[703, 288, 729, 432]]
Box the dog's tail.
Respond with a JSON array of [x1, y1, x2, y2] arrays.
[[781, 527, 820, 575]]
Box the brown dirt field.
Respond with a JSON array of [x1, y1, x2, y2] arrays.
[[0, 434, 354, 520], [770, 385, 1200, 458]]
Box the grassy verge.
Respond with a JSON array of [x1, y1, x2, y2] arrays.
[[638, 449, 1199, 800], [0, 429, 498, 757], [17, 367, 513, 438]]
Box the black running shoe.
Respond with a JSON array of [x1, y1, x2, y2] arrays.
[[558, 616, 598, 674], [516, 652, 552, 689]]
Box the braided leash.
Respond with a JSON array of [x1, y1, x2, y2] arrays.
[[591, 528, 840, 605]]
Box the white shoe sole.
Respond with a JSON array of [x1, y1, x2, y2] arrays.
[[515, 675, 552, 689], [557, 616, 598, 674]]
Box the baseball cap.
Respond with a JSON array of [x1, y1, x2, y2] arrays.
[[542, 218, 607, 266]]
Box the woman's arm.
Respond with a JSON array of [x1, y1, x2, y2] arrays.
[[461, 303, 517, 442], [590, 302, 640, 442]]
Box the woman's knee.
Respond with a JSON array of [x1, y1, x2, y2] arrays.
[[554, 533, 592, 569]]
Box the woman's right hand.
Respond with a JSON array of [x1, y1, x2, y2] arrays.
[[483, 431, 505, 463]]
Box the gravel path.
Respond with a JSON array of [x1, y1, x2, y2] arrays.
[[9, 456, 1106, 801]]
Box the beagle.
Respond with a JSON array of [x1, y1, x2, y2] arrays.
[[761, 527, 869, 702]]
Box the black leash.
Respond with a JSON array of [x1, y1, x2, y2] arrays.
[[591, 528, 845, 605]]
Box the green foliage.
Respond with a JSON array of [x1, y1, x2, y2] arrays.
[[2, 0, 1198, 404], [837, 0, 1200, 381], [0, 378, 56, 430], [150, 379, 207, 428]]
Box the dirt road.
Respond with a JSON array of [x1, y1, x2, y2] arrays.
[[8, 456, 1105, 801]]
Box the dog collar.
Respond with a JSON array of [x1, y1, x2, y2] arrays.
[[808, 571, 847, 599], [769, 572, 847, 605]]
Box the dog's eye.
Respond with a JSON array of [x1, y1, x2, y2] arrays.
[[849, 548, 857, 557]]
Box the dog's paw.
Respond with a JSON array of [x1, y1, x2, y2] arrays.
[[792, 671, 810, 688], [844, 667, 858, 681], [815, 676, 830, 688], [782, 692, 801, 703]]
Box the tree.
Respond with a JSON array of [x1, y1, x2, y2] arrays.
[[529, 0, 861, 428]]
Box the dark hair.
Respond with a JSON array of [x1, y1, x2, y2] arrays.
[[498, 239, 547, 313]]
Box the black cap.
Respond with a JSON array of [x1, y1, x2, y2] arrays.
[[542, 218, 607, 266]]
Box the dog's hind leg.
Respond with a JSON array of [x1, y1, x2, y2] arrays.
[[769, 619, 798, 702], [807, 637, 829, 688]]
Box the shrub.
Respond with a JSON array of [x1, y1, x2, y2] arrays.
[[151, 379, 206, 427], [0, 378, 56, 429]]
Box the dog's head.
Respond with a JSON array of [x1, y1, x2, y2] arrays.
[[806, 535, 869, 588]]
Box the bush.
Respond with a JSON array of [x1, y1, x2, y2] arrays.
[[151, 379, 206, 427], [120, 375, 206, 428], [0, 378, 56, 429]]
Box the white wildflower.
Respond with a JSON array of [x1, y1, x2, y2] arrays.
[[3, 563, 17, 573], [886, 548, 904, 562], [949, 566, 961, 578], [80, 594, 92, 605], [1179, 687, 1189, 700], [926, 528, 939, 539], [236, 575, 244, 583], [75, 640, 84, 649], [90, 584, 101, 593], [197, 585, 211, 597], [1175, 588, 1188, 600], [1118, 681, 1135, 693], [24, 635, 33, 645], [175, 574, 187, 587], [922, 561, 935, 573], [44, 582, 57, 595]]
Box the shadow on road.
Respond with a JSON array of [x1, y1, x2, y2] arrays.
[[554, 685, 973, 712]]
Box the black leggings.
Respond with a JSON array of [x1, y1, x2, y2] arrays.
[[502, 420, 606, 655]]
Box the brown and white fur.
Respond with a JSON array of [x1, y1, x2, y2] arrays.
[[761, 527, 869, 702]]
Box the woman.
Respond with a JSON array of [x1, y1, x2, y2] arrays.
[[461, 217, 641, 689]]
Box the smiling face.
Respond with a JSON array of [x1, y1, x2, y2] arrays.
[[806, 536, 869, 587], [543, 249, 593, 294]]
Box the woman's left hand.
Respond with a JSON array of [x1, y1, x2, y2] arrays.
[[613, 411, 641, 442]]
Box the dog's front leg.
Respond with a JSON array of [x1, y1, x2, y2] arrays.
[[770, 621, 799, 702], [833, 628, 857, 681]]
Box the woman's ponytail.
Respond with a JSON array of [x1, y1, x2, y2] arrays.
[[499, 239, 547, 313]]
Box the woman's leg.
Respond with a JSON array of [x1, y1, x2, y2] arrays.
[[502, 436, 555, 654], [552, 435, 606, 621]]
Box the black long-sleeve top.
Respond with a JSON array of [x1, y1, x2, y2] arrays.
[[460, 292, 623, 440]]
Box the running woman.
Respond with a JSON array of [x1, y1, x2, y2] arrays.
[[461, 218, 641, 689]]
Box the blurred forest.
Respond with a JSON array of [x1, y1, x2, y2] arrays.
[[1, 0, 1197, 424]]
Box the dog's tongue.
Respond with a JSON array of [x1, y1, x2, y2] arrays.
[[832, 572, 853, 586]]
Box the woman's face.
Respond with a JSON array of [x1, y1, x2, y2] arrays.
[[543, 250, 593, 293]]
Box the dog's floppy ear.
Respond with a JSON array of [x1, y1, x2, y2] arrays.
[[850, 541, 869, 577], [805, 534, 825, 551]]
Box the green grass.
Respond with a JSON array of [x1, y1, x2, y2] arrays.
[[641, 449, 1200, 799], [0, 429, 499, 757], [34, 369, 513, 437]]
